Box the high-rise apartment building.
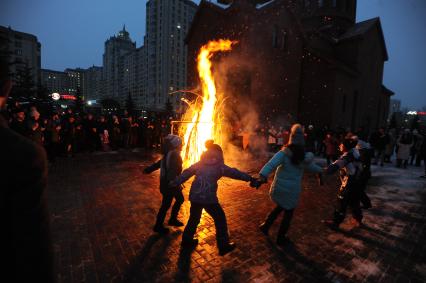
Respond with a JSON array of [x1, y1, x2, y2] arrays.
[[65, 68, 85, 94], [145, 0, 197, 112], [103, 26, 136, 103], [83, 66, 103, 101], [41, 69, 69, 94], [0, 25, 41, 87]]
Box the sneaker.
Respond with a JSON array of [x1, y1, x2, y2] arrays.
[[181, 238, 198, 249], [322, 219, 339, 230], [168, 219, 184, 227], [153, 225, 170, 234], [259, 222, 269, 236], [218, 242, 236, 256]]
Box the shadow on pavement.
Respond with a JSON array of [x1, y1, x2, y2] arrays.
[[267, 238, 330, 282], [122, 231, 180, 282], [174, 247, 193, 281]]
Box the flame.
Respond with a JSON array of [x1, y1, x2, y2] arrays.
[[180, 39, 237, 167]]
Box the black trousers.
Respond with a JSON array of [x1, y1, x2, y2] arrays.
[[263, 205, 294, 238], [183, 202, 229, 247], [155, 189, 184, 227], [358, 176, 372, 208], [333, 182, 363, 225]]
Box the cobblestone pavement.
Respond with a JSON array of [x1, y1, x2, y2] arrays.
[[48, 150, 426, 283]]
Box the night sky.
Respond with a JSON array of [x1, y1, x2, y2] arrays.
[[1, 0, 425, 109]]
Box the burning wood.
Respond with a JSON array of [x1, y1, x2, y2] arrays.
[[179, 39, 237, 167]]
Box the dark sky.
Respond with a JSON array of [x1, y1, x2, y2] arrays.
[[1, 0, 425, 109]]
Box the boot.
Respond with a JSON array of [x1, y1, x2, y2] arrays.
[[153, 224, 170, 234], [259, 222, 271, 236], [218, 242, 236, 256], [259, 208, 281, 236], [168, 218, 184, 227]]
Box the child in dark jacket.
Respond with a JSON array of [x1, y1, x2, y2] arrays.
[[144, 134, 184, 234], [323, 137, 363, 229], [172, 142, 257, 256]]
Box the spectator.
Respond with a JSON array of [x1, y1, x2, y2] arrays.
[[0, 78, 54, 282], [396, 129, 413, 169]]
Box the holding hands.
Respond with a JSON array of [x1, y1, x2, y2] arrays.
[[249, 175, 267, 189]]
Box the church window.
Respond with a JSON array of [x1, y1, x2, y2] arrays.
[[272, 25, 279, 48], [332, 0, 337, 7], [281, 30, 288, 51], [318, 0, 324, 7]]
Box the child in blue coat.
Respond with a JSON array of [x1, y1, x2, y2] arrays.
[[257, 124, 322, 246], [172, 142, 257, 255]]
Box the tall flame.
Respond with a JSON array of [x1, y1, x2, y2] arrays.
[[180, 39, 237, 167]]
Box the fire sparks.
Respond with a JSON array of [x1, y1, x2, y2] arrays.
[[180, 39, 237, 167]]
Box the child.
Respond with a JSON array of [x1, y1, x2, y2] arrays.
[[256, 124, 323, 246], [323, 136, 363, 229], [172, 142, 257, 256], [144, 134, 184, 234]]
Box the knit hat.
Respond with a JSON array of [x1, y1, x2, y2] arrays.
[[166, 134, 182, 149], [201, 143, 224, 164], [289, 124, 305, 146]]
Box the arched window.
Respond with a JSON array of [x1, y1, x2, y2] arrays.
[[318, 0, 324, 7], [272, 25, 279, 48]]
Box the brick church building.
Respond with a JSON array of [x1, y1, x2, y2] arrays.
[[185, 0, 393, 132]]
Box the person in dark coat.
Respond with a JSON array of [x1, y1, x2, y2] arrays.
[[172, 142, 258, 256], [144, 134, 185, 233], [9, 108, 27, 137], [0, 79, 54, 282], [323, 137, 363, 229], [83, 113, 98, 152]]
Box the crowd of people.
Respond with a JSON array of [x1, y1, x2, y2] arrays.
[[4, 102, 174, 162], [235, 123, 426, 177]]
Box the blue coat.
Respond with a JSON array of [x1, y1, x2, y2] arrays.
[[259, 148, 322, 209], [175, 157, 252, 204]]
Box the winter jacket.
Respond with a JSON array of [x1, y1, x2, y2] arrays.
[[397, 134, 413, 160], [259, 147, 322, 210], [144, 149, 182, 194], [174, 150, 251, 204], [325, 148, 362, 191]]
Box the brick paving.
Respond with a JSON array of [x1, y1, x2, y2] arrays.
[[47, 150, 426, 283]]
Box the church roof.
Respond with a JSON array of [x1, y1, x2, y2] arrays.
[[382, 85, 394, 97], [339, 18, 388, 61]]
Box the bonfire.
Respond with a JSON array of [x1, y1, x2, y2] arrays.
[[179, 39, 237, 168]]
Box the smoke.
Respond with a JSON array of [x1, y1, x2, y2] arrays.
[[208, 49, 272, 168]]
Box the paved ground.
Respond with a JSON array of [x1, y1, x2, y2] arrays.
[[48, 150, 426, 283]]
